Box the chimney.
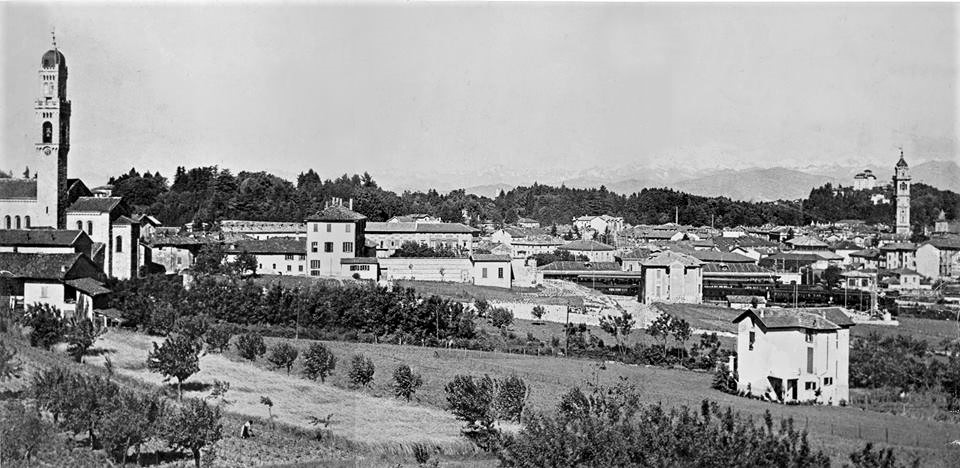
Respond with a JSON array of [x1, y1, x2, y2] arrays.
[[349, 198, 353, 210]]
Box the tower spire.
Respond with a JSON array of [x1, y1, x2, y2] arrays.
[[51, 27, 58, 64]]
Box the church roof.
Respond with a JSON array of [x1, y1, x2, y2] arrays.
[[41, 49, 66, 70], [896, 153, 909, 168], [68, 197, 123, 213], [0, 229, 87, 247], [0, 252, 100, 281], [0, 179, 37, 199]]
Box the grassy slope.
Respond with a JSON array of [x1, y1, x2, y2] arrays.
[[240, 334, 960, 467]]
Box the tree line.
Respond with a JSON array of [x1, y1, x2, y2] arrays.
[[106, 166, 959, 229]]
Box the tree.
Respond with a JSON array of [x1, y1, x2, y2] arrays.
[[490, 307, 514, 329], [231, 250, 259, 277], [0, 400, 50, 462], [444, 374, 498, 449], [0, 341, 23, 381], [235, 332, 266, 361], [99, 389, 163, 464], [392, 364, 423, 400], [391, 241, 458, 258], [204, 325, 233, 353], [147, 334, 200, 400], [66, 318, 103, 363], [822, 265, 843, 289], [260, 396, 275, 428], [192, 244, 226, 275], [646, 313, 673, 359], [25, 303, 64, 349], [303, 343, 337, 382], [474, 298, 490, 317], [670, 318, 692, 361], [531, 305, 546, 324], [173, 315, 209, 347], [599, 311, 635, 357], [267, 342, 299, 374], [349, 354, 375, 387], [495, 376, 528, 423], [160, 398, 223, 468]]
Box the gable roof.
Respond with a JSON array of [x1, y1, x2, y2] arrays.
[[0, 229, 87, 247], [471, 254, 512, 263], [641, 251, 703, 268], [68, 196, 123, 213], [786, 235, 829, 248], [620, 248, 654, 260], [924, 237, 960, 250], [224, 238, 306, 255], [64, 278, 112, 296], [733, 307, 854, 331], [849, 248, 881, 259], [702, 263, 776, 275], [0, 179, 37, 199], [557, 239, 615, 251], [691, 251, 755, 263], [305, 205, 366, 222], [880, 242, 916, 251], [0, 252, 103, 281]]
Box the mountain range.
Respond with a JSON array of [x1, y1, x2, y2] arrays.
[[379, 159, 960, 201]]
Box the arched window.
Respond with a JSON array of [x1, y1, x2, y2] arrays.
[[14, 216, 21, 229], [4, 216, 10, 229], [24, 216, 30, 228], [76, 220, 83, 230], [115, 236, 123, 252], [42, 121, 53, 143], [87, 221, 93, 236]]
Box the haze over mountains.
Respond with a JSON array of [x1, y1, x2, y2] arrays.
[[379, 159, 960, 201]]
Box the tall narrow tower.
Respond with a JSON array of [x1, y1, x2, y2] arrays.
[[894, 150, 911, 236], [35, 37, 71, 229]]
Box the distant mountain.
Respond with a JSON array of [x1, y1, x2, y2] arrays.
[[463, 183, 515, 198], [668, 167, 839, 202], [911, 160, 960, 192]]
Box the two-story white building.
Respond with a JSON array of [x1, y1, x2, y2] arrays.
[[224, 237, 307, 276], [639, 251, 703, 304], [366, 221, 478, 257], [66, 197, 140, 279], [305, 201, 367, 277], [732, 307, 854, 405]]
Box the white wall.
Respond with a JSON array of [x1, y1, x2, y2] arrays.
[[474, 261, 511, 288], [225, 253, 306, 276], [378, 257, 473, 282], [306, 221, 361, 276]]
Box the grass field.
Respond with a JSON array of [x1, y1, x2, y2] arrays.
[[853, 316, 960, 347], [225, 334, 960, 466], [397, 279, 583, 306]]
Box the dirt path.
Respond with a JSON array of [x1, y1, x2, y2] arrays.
[[87, 331, 470, 452]]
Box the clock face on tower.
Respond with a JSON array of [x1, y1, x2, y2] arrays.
[[43, 147, 52, 156]]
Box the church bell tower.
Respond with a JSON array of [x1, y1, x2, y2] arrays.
[[893, 150, 910, 236], [34, 34, 71, 229]]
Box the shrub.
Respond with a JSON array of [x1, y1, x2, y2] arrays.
[[490, 307, 514, 329], [204, 325, 233, 353], [99, 389, 164, 464], [712, 367, 738, 394], [26, 304, 64, 349], [267, 342, 299, 374], [349, 354, 375, 387], [302, 343, 337, 382], [444, 374, 498, 449], [0, 400, 50, 461], [0, 341, 23, 381], [474, 299, 490, 317], [66, 318, 103, 363], [235, 332, 266, 361], [496, 376, 528, 423], [174, 315, 209, 344], [392, 364, 423, 400], [531, 305, 546, 322], [147, 334, 200, 400]]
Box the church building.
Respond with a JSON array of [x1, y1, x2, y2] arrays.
[[1, 40, 140, 280]]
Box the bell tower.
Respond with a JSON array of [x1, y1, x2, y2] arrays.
[[34, 32, 70, 229], [893, 149, 910, 236]]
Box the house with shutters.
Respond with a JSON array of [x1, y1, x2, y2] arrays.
[[639, 251, 703, 304], [732, 307, 854, 405], [305, 199, 367, 277]]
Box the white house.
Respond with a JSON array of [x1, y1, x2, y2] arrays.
[[639, 251, 703, 304], [0, 251, 109, 320], [471, 254, 512, 288], [915, 238, 960, 281], [733, 307, 854, 405], [366, 221, 478, 257], [572, 215, 625, 238], [305, 200, 367, 277], [224, 238, 307, 276]]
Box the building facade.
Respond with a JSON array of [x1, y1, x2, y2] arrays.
[[894, 152, 911, 236], [305, 201, 366, 277], [639, 251, 703, 304]]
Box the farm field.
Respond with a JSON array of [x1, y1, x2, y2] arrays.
[[225, 334, 960, 466]]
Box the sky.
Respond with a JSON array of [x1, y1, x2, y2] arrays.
[[1, 2, 958, 190]]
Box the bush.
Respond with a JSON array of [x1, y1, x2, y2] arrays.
[[99, 390, 164, 464], [147, 334, 200, 400], [302, 343, 337, 382], [204, 325, 233, 353], [26, 304, 64, 349], [66, 318, 103, 363], [392, 364, 423, 400], [712, 367, 738, 394], [174, 315, 209, 344], [160, 398, 223, 468], [1, 400, 50, 461], [490, 307, 514, 329], [474, 299, 490, 317], [267, 342, 299, 374], [349, 354, 375, 387], [0, 341, 23, 381], [235, 332, 266, 361], [531, 305, 546, 322], [496, 376, 528, 423]]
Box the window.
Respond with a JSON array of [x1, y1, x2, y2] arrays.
[[324, 242, 334, 253], [748, 331, 756, 351], [482, 267, 488, 279], [806, 347, 814, 374], [804, 382, 816, 391], [350, 265, 370, 271], [76, 220, 82, 230], [805, 331, 814, 343], [498, 267, 504, 279], [87, 221, 93, 236], [311, 242, 318, 253], [24, 216, 30, 228], [823, 377, 834, 386], [310, 260, 321, 268], [286, 265, 291, 272], [343, 242, 353, 253], [4, 216, 10, 229], [310, 270, 320, 277], [14, 216, 21, 229], [345, 224, 351, 233], [42, 121, 53, 143], [313, 223, 318, 232], [299, 265, 304, 272], [299, 255, 305, 260], [285, 254, 294, 260], [40, 286, 49, 298], [115, 236, 122, 252], [326, 223, 331, 233]]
